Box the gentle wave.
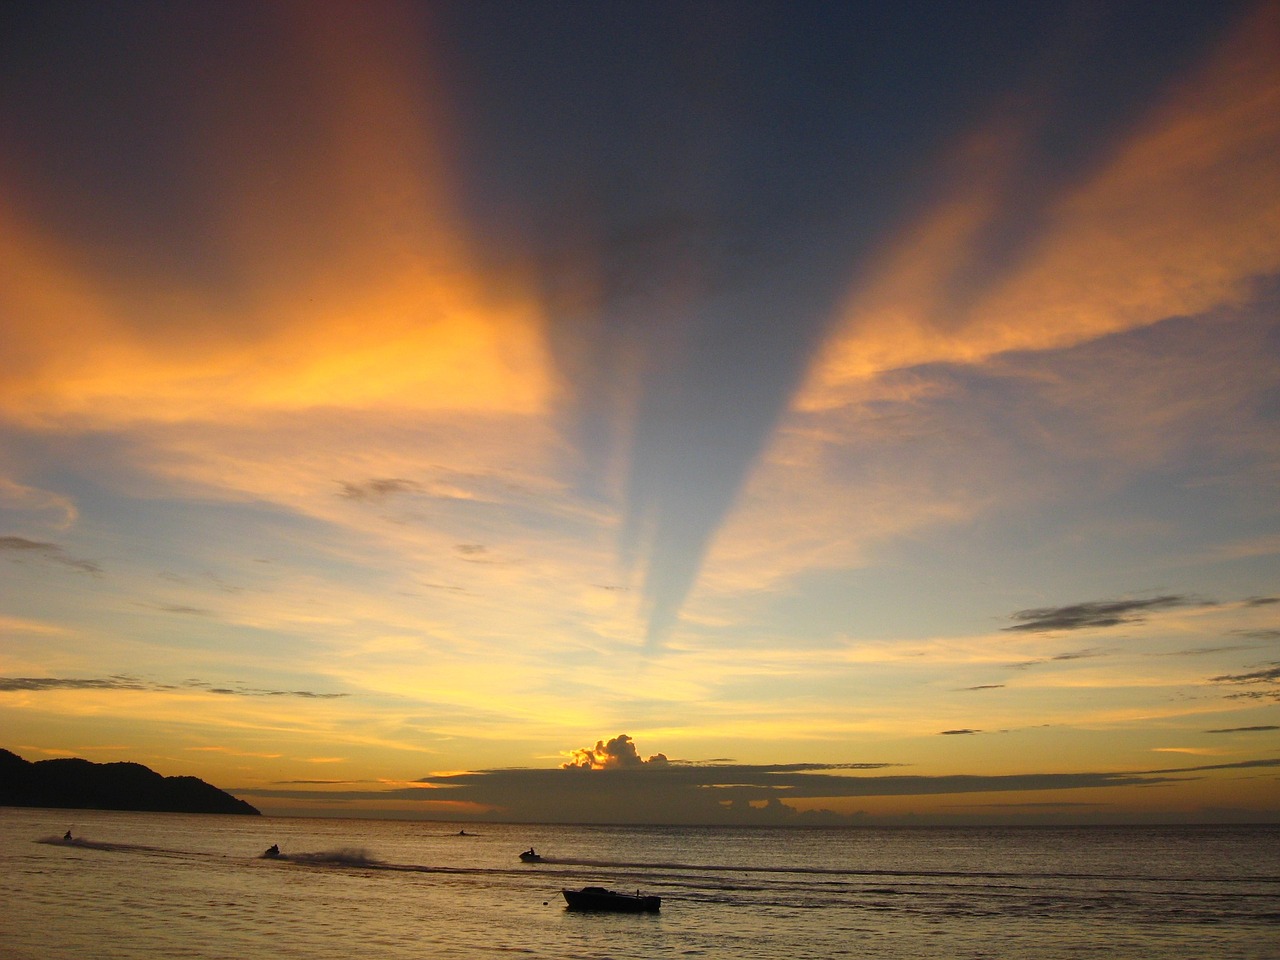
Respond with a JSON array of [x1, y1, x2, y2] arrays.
[[276, 848, 383, 867], [13, 815, 1280, 960], [507, 854, 1275, 885], [35, 835, 192, 857], [41, 837, 1278, 890]]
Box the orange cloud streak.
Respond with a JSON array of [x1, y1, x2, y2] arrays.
[[805, 3, 1280, 408], [0, 3, 552, 429]]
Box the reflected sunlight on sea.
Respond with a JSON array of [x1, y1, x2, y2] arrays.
[[2, 809, 1277, 959]]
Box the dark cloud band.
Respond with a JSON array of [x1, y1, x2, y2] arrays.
[[1005, 595, 1193, 632], [0, 535, 102, 575], [0, 676, 347, 699]]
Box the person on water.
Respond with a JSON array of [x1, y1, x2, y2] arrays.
[[63, 830, 72, 841], [264, 844, 280, 858]]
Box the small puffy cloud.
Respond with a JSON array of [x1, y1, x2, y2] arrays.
[[561, 734, 669, 770]]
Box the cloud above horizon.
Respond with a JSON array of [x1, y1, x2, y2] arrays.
[[561, 733, 669, 770], [229, 754, 1280, 825]]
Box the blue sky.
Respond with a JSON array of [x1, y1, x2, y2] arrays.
[[1, 0, 1277, 823]]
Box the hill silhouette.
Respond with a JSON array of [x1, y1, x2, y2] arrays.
[[0, 748, 259, 815]]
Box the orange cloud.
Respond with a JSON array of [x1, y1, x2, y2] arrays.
[[0, 3, 553, 430], [805, 2, 1280, 409], [561, 733, 669, 770], [694, 4, 1280, 600]]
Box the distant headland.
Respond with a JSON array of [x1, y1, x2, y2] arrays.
[[0, 748, 260, 815]]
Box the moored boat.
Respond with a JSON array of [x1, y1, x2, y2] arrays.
[[562, 886, 660, 913]]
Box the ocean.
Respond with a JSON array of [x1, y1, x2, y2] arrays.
[[2, 808, 1276, 959]]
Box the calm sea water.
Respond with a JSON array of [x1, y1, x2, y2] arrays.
[[1, 809, 1276, 959]]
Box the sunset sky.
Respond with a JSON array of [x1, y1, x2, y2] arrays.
[[2, 1, 1277, 824]]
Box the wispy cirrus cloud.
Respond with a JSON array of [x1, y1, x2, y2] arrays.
[[0, 536, 101, 575], [154, 604, 214, 617], [0, 2, 1276, 821], [1159, 641, 1273, 657], [338, 478, 423, 502], [806, 2, 1280, 409], [0, 676, 149, 693], [1210, 664, 1280, 684], [1009, 647, 1110, 670], [185, 746, 283, 759], [1203, 725, 1279, 734], [1208, 663, 1280, 702], [0, 676, 348, 699], [0, 478, 77, 529], [1235, 629, 1280, 641], [183, 680, 349, 699], [1004, 596, 1194, 633]]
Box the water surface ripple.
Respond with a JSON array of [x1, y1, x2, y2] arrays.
[[3, 811, 1276, 959]]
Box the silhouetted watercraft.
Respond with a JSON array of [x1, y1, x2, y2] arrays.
[[519, 848, 543, 862], [562, 886, 660, 913]]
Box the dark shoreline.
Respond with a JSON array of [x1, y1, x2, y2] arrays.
[[0, 748, 260, 815]]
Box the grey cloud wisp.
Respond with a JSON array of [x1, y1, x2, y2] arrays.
[[1005, 596, 1194, 632], [0, 535, 101, 575], [0, 676, 347, 699], [233, 758, 1280, 825]]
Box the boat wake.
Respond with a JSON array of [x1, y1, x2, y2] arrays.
[[31, 832, 1280, 927], [538, 855, 1271, 885], [35, 835, 191, 857], [282, 848, 384, 867]]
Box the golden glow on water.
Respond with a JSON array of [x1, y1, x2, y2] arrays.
[[3, 810, 1277, 960]]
